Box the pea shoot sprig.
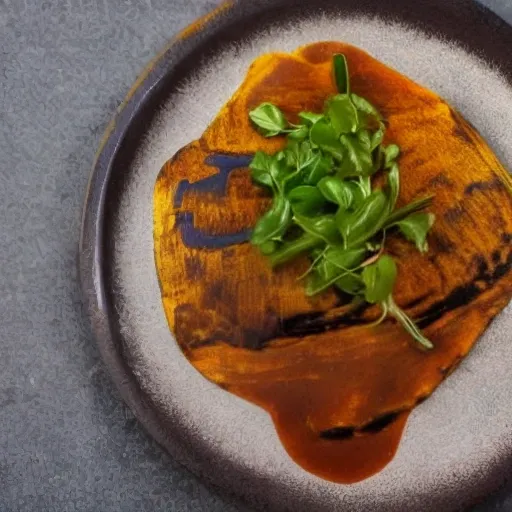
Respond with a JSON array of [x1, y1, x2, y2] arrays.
[[248, 54, 435, 350]]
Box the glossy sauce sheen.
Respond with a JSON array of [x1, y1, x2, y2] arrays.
[[154, 42, 512, 483]]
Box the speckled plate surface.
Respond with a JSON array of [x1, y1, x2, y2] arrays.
[[79, 1, 512, 510]]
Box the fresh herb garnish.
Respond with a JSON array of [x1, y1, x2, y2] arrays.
[[248, 54, 436, 350]]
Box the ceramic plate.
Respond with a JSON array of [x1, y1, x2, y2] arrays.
[[79, 0, 512, 509]]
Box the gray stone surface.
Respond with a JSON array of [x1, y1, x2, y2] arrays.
[[0, 1, 511, 511]]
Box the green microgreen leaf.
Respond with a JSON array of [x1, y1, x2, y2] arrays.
[[393, 212, 436, 253], [299, 112, 324, 125], [259, 240, 277, 255], [339, 133, 374, 176], [326, 94, 359, 135], [359, 175, 372, 197], [323, 246, 367, 270], [305, 257, 363, 296], [251, 194, 292, 246], [334, 273, 366, 296], [310, 119, 344, 160], [288, 124, 309, 140], [384, 144, 400, 168], [288, 185, 327, 216], [283, 139, 301, 168], [351, 93, 382, 120], [337, 189, 389, 247], [358, 129, 372, 150], [345, 179, 369, 206], [333, 53, 350, 94], [361, 254, 397, 304], [295, 141, 317, 171], [317, 176, 353, 209], [268, 155, 292, 192], [249, 103, 288, 137], [303, 153, 333, 185], [387, 162, 400, 210], [371, 122, 386, 150], [294, 213, 343, 246], [250, 151, 274, 188]]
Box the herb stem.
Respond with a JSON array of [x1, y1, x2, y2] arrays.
[[384, 296, 434, 350], [296, 247, 328, 281], [367, 301, 389, 328], [269, 233, 323, 268], [383, 196, 434, 228], [307, 269, 354, 296]]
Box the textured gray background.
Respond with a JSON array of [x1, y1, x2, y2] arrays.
[[1, 1, 511, 511]]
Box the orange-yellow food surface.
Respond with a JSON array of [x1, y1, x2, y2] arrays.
[[154, 42, 512, 483]]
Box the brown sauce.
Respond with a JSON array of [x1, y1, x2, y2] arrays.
[[154, 42, 512, 483]]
